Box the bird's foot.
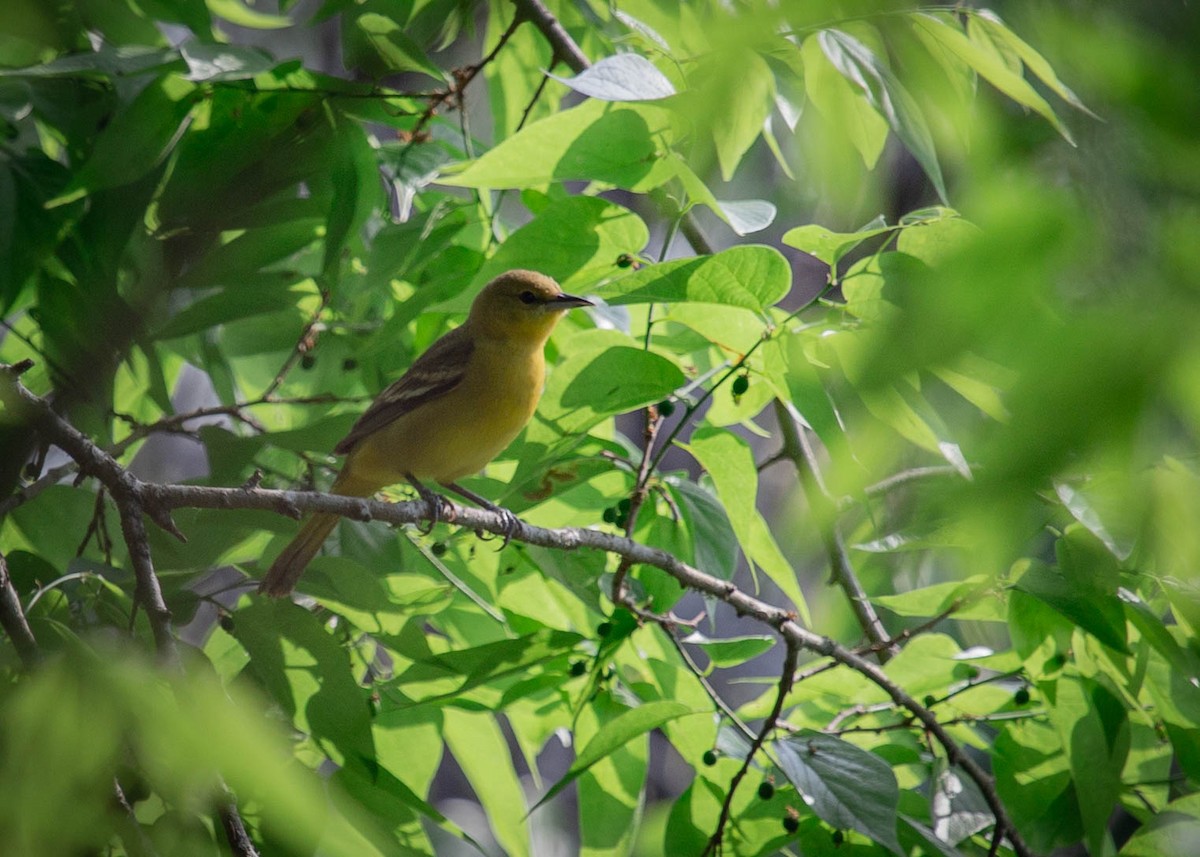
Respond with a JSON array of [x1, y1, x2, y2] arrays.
[[476, 506, 520, 548], [409, 474, 456, 534]]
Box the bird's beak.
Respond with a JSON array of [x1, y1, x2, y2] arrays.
[[552, 292, 593, 309]]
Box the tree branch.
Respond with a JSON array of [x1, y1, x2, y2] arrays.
[[0, 363, 257, 856], [1, 362, 1027, 857], [773, 399, 895, 659], [0, 551, 39, 668]]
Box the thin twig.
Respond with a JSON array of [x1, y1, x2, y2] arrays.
[[703, 640, 799, 855], [0, 551, 39, 668], [262, 289, 331, 400], [665, 631, 758, 744], [773, 399, 895, 658]]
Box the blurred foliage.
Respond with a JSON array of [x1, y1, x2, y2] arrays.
[[1, 0, 1199, 855]]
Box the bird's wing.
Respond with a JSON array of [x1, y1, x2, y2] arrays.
[[333, 327, 475, 455]]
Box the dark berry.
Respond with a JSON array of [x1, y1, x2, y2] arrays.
[[569, 661, 587, 677], [731, 374, 750, 396], [923, 694, 936, 708], [702, 749, 719, 766], [602, 507, 617, 524], [616, 253, 635, 268], [1014, 688, 1031, 706], [757, 781, 775, 800], [783, 816, 800, 834], [657, 399, 676, 418], [832, 830, 844, 846], [430, 542, 447, 557], [597, 621, 612, 637], [342, 357, 358, 371], [617, 498, 631, 513], [300, 354, 316, 370]]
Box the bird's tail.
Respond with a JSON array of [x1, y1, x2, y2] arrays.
[[258, 471, 377, 597]]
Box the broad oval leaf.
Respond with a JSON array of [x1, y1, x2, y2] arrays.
[[439, 99, 671, 189], [716, 199, 777, 235], [549, 53, 676, 101], [776, 731, 903, 855], [597, 245, 791, 313]]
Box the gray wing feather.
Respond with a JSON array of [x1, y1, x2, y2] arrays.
[[333, 328, 474, 455]]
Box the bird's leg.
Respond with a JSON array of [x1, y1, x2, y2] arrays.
[[440, 481, 521, 547], [406, 473, 456, 533]]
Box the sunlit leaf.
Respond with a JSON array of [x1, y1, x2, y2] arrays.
[[549, 53, 676, 101]]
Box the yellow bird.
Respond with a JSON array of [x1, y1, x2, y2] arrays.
[[259, 270, 592, 597]]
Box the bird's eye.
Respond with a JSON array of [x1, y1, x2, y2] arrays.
[[518, 290, 538, 305]]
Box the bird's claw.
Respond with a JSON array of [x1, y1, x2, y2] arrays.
[[476, 507, 520, 548], [416, 490, 456, 534]]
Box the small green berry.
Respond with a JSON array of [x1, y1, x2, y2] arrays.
[[757, 781, 775, 801], [702, 749, 719, 766], [923, 694, 937, 708], [616, 253, 635, 268], [597, 621, 612, 638], [602, 507, 617, 524], [731, 374, 750, 397], [782, 816, 800, 834], [430, 542, 447, 557], [617, 498, 632, 514]]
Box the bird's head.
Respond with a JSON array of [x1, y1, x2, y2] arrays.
[[468, 270, 592, 341]]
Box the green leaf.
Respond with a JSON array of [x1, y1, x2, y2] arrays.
[[1012, 562, 1129, 655], [818, 29, 947, 203], [48, 74, 198, 206], [909, 13, 1074, 145], [206, 0, 291, 29], [711, 51, 773, 180], [1046, 675, 1130, 857], [388, 629, 584, 705], [544, 341, 686, 431], [781, 216, 893, 268], [715, 199, 777, 235], [155, 275, 316, 340], [180, 42, 274, 81], [971, 11, 1096, 118], [682, 427, 810, 622], [1120, 794, 1200, 857], [681, 632, 774, 668], [548, 53, 675, 101], [356, 13, 445, 81], [597, 245, 790, 313], [577, 694, 649, 857], [666, 476, 738, 581], [0, 45, 179, 78], [800, 33, 888, 169], [440, 99, 670, 189], [872, 576, 999, 620], [444, 708, 531, 857], [532, 700, 693, 812], [467, 196, 648, 297], [231, 599, 376, 767], [323, 119, 379, 281], [776, 731, 903, 854]]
